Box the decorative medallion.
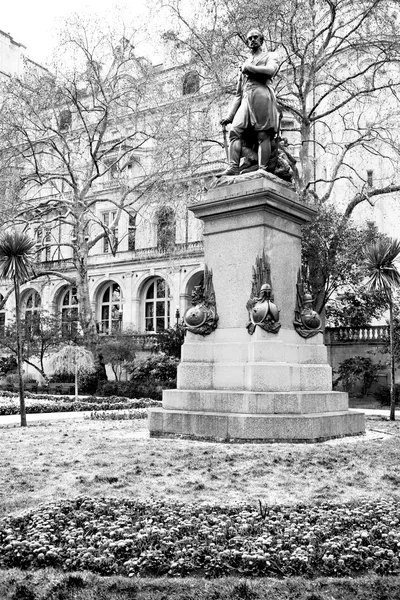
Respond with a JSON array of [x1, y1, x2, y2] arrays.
[[246, 252, 281, 335], [183, 266, 219, 336], [293, 270, 322, 338]]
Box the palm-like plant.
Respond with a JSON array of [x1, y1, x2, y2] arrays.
[[364, 238, 400, 420], [0, 231, 35, 426]]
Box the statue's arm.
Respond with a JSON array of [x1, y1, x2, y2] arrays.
[[221, 70, 243, 124], [243, 55, 279, 78]]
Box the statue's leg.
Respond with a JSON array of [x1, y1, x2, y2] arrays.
[[257, 131, 272, 170], [220, 128, 242, 176]]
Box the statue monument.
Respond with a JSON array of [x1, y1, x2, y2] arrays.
[[148, 28, 365, 443]]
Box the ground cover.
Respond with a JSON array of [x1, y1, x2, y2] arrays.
[[1, 494, 400, 578], [0, 393, 159, 415]]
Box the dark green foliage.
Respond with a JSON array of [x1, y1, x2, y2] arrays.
[[334, 356, 382, 395], [1, 497, 400, 579], [96, 332, 137, 381], [302, 210, 383, 314], [326, 289, 388, 328], [0, 392, 160, 415], [0, 313, 64, 378], [152, 324, 185, 359], [0, 356, 17, 376], [374, 384, 400, 406], [11, 583, 36, 600], [128, 354, 179, 400], [50, 370, 99, 395]]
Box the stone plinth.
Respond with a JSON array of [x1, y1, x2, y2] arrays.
[[148, 172, 365, 442]]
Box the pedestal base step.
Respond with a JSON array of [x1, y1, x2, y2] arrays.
[[148, 408, 365, 444]]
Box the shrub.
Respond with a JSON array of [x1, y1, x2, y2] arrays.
[[0, 355, 17, 376], [373, 384, 400, 406], [334, 356, 381, 396], [153, 324, 185, 358], [128, 353, 179, 400]]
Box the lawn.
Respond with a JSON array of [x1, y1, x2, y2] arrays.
[[0, 416, 398, 518], [2, 415, 400, 599]]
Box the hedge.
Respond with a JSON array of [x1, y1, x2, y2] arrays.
[[0, 392, 161, 415]]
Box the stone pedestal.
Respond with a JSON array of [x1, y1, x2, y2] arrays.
[[148, 172, 365, 442]]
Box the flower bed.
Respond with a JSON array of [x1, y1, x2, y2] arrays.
[[0, 392, 160, 415], [0, 496, 400, 578]]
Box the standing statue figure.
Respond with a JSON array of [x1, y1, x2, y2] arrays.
[[220, 29, 279, 176]]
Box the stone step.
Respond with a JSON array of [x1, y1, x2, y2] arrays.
[[163, 389, 349, 414], [148, 407, 365, 443]]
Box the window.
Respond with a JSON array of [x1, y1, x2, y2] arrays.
[[156, 206, 175, 252], [102, 211, 118, 253], [128, 212, 136, 251], [61, 287, 79, 338], [59, 109, 72, 131], [23, 291, 41, 336], [145, 278, 170, 332], [183, 71, 200, 95], [100, 282, 122, 334], [45, 230, 51, 261]]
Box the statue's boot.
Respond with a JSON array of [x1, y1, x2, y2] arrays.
[[240, 146, 258, 173], [219, 139, 241, 176], [258, 138, 272, 171]]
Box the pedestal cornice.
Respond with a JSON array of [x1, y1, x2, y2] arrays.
[[190, 172, 317, 226]]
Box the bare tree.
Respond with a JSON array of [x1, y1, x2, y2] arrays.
[[160, 0, 400, 310], [0, 16, 178, 343]]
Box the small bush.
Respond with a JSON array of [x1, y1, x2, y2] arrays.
[[334, 356, 381, 396], [89, 409, 149, 420], [374, 384, 400, 406]]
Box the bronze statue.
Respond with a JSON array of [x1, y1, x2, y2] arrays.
[[220, 28, 280, 176], [293, 270, 322, 338], [183, 266, 219, 336], [246, 252, 281, 334]]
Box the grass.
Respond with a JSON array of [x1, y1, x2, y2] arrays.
[[0, 416, 399, 518], [2, 570, 400, 600]]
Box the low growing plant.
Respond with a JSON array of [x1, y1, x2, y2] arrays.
[[334, 356, 381, 396], [374, 384, 400, 406], [1, 497, 400, 579]]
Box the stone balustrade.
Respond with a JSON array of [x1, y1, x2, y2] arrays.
[[325, 325, 389, 344]]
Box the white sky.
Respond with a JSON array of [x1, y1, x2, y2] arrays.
[[2, 0, 154, 65]]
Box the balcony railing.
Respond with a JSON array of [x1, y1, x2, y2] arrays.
[[129, 241, 203, 261], [34, 259, 75, 272], [325, 325, 389, 345]]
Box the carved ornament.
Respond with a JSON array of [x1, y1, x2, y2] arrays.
[[246, 252, 281, 335], [293, 270, 322, 338], [183, 266, 219, 336]]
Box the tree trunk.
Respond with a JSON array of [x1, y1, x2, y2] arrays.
[[389, 298, 396, 421], [14, 277, 27, 427], [74, 357, 79, 401]]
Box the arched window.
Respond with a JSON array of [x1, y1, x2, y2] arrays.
[[61, 287, 79, 338], [157, 206, 175, 252], [145, 278, 170, 332], [23, 290, 41, 336], [183, 71, 200, 95], [100, 282, 122, 334]]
